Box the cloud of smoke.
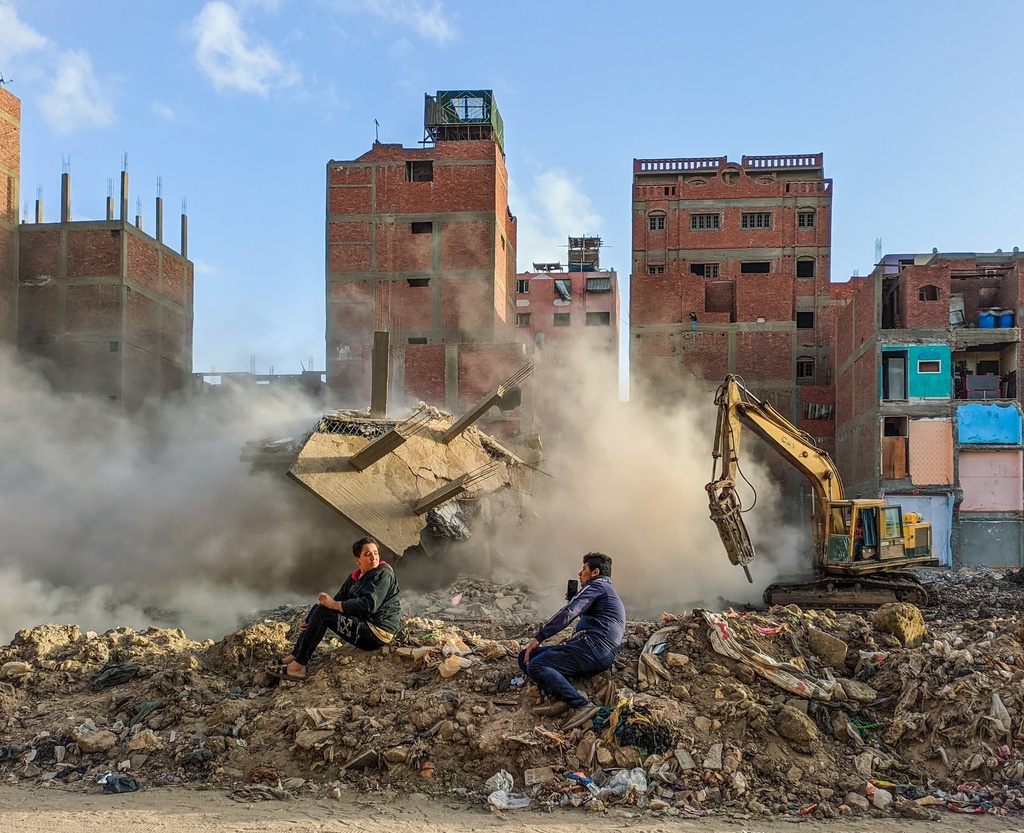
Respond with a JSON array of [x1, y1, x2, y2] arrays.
[[0, 347, 352, 644], [488, 341, 806, 618]]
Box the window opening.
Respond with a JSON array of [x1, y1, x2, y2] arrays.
[[797, 210, 815, 229], [553, 278, 572, 300], [648, 213, 665, 231], [740, 212, 772, 230], [405, 160, 433, 182], [918, 359, 941, 374], [109, 341, 119, 352], [586, 277, 611, 292], [690, 213, 720, 231], [883, 416, 908, 437], [918, 284, 939, 301], [689, 263, 720, 278], [407, 278, 429, 287], [407, 337, 428, 344], [741, 261, 771, 274], [647, 265, 665, 275], [516, 313, 531, 328], [882, 350, 908, 400], [586, 311, 611, 326], [796, 259, 815, 278], [411, 221, 432, 234], [796, 311, 814, 329], [553, 313, 570, 327], [516, 279, 530, 293], [796, 356, 815, 380]]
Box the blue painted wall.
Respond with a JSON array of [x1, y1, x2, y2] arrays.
[[957, 402, 1023, 444], [881, 344, 951, 399]]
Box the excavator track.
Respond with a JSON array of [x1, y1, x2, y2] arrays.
[[763, 571, 930, 609]]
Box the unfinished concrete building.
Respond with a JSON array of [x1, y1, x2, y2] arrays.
[[326, 90, 529, 436], [630, 154, 835, 456], [0, 88, 193, 408], [835, 250, 1024, 567]]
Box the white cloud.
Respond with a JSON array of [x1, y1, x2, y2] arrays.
[[194, 259, 218, 276], [331, 0, 457, 45], [151, 101, 178, 121], [190, 1, 299, 96], [0, 1, 50, 59], [37, 50, 115, 134], [510, 169, 604, 270]]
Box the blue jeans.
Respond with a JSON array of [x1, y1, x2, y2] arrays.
[[518, 637, 616, 708]]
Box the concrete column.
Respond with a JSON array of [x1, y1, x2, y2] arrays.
[[120, 171, 129, 221], [155, 196, 163, 243], [445, 344, 459, 412], [60, 172, 70, 222], [370, 330, 390, 417], [106, 196, 114, 221], [34, 199, 42, 223], [180, 212, 188, 258], [135, 213, 142, 230]]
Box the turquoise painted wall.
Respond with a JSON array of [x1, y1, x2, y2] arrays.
[[957, 402, 1023, 444], [881, 344, 950, 399]]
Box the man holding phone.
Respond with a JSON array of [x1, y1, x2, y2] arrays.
[[519, 552, 626, 728]]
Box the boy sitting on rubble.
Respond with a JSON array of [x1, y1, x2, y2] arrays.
[[519, 552, 626, 728], [269, 536, 401, 682]]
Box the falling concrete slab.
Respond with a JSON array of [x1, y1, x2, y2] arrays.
[[286, 406, 526, 558]]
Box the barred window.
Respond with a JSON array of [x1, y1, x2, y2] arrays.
[[797, 210, 815, 229], [741, 212, 772, 230], [690, 213, 721, 231]]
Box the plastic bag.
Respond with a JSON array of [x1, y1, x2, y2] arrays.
[[438, 655, 473, 678], [598, 767, 647, 800], [487, 790, 530, 810], [484, 769, 514, 793]]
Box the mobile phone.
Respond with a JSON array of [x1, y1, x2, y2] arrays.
[[565, 579, 579, 601]]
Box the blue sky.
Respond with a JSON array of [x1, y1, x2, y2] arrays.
[[3, 0, 1023, 377]]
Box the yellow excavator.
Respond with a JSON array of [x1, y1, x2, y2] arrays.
[[706, 375, 937, 607]]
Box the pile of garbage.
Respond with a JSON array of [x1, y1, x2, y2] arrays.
[[1, 570, 1024, 819]]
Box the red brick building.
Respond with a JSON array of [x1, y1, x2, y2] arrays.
[[630, 154, 835, 452], [0, 88, 193, 409], [514, 237, 619, 427], [326, 91, 529, 433]]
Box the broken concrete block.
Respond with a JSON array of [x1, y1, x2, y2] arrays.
[[524, 766, 556, 786], [72, 729, 118, 754], [808, 627, 848, 667], [702, 742, 723, 770], [839, 679, 877, 703], [665, 653, 690, 667], [872, 603, 926, 648]]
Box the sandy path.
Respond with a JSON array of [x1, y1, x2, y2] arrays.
[[0, 785, 1020, 833]]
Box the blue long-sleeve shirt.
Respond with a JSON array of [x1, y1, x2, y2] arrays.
[[534, 576, 625, 652]]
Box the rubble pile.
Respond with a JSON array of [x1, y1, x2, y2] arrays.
[[2, 571, 1024, 819]]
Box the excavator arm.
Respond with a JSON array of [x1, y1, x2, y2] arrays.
[[706, 375, 845, 580]]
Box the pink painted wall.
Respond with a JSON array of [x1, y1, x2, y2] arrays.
[[908, 418, 953, 486], [959, 449, 1023, 511]]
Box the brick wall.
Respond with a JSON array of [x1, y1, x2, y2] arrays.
[[68, 229, 121, 278], [65, 284, 121, 333], [897, 264, 950, 328], [403, 343, 445, 403], [735, 331, 792, 380]]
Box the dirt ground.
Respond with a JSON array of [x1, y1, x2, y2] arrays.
[[0, 784, 1020, 833], [3, 569, 1024, 823]]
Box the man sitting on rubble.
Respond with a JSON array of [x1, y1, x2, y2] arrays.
[[519, 552, 625, 728], [269, 536, 401, 682]]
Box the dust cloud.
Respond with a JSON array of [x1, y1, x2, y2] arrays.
[[0, 347, 350, 644], [0, 336, 809, 644], [488, 340, 807, 618]]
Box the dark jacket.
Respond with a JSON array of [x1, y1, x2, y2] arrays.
[[534, 575, 625, 652], [334, 561, 401, 637]]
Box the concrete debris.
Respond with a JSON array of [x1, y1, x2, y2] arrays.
[[2, 570, 1024, 818], [279, 406, 529, 558], [872, 602, 927, 648]]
